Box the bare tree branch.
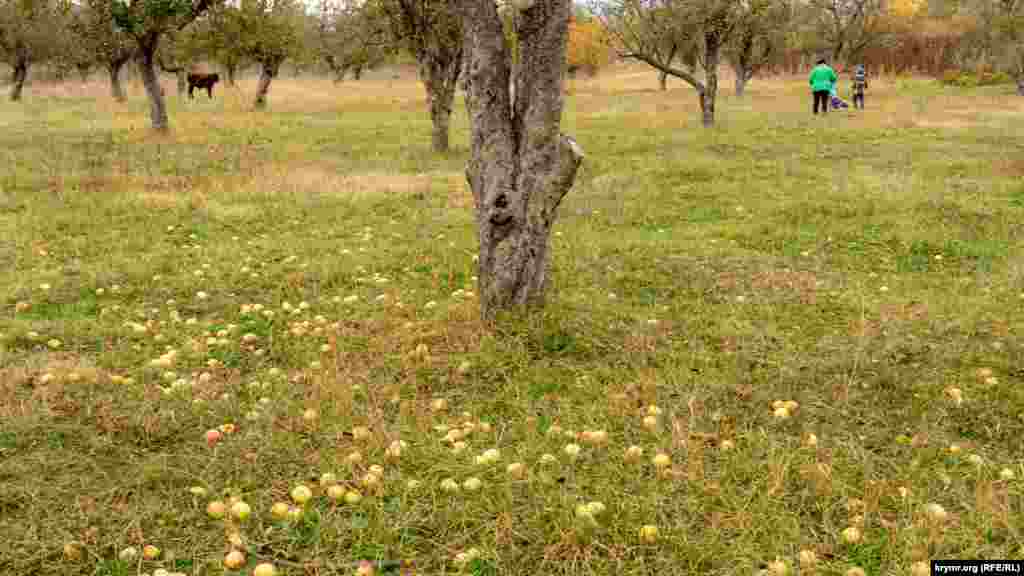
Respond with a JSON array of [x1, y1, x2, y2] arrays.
[[620, 49, 705, 89]]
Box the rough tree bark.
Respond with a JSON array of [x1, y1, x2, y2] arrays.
[[418, 51, 461, 153], [10, 59, 28, 101], [138, 39, 170, 131], [254, 59, 280, 109], [459, 0, 584, 318], [459, 49, 471, 92]]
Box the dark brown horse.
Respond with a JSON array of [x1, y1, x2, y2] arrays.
[[187, 72, 220, 99]]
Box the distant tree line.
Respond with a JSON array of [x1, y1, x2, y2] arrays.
[[0, 0, 1019, 121]]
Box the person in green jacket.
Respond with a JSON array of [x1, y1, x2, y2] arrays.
[[809, 58, 837, 115]]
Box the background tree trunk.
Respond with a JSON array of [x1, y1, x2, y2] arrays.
[[731, 28, 756, 98], [701, 36, 720, 127], [734, 67, 749, 97], [659, 69, 668, 90], [832, 41, 844, 64], [460, 0, 584, 318], [418, 55, 461, 153], [254, 61, 278, 108], [699, 90, 714, 127], [325, 54, 345, 82], [1018, 77, 1024, 96], [138, 43, 170, 131], [225, 64, 237, 86], [10, 60, 28, 102], [109, 61, 127, 102]]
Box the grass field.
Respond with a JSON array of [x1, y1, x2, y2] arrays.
[[2, 63, 1024, 576]]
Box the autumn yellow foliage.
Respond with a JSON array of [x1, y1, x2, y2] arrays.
[[566, 20, 612, 75], [888, 0, 926, 19]]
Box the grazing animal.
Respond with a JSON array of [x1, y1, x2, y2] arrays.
[[187, 72, 220, 99]]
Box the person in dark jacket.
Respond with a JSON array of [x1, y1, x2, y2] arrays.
[[852, 64, 868, 110]]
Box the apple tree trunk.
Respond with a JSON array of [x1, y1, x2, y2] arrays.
[[109, 59, 128, 102], [138, 40, 170, 131], [460, 0, 584, 319], [254, 60, 281, 109], [418, 51, 461, 153], [733, 62, 752, 97], [10, 59, 28, 102], [699, 34, 721, 127]]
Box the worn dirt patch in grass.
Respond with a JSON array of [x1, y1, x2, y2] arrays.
[[0, 352, 105, 419]]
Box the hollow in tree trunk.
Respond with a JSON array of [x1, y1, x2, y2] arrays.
[[138, 41, 170, 131], [460, 0, 584, 318], [10, 59, 28, 102], [254, 60, 280, 109], [109, 60, 127, 102], [417, 50, 462, 153]]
